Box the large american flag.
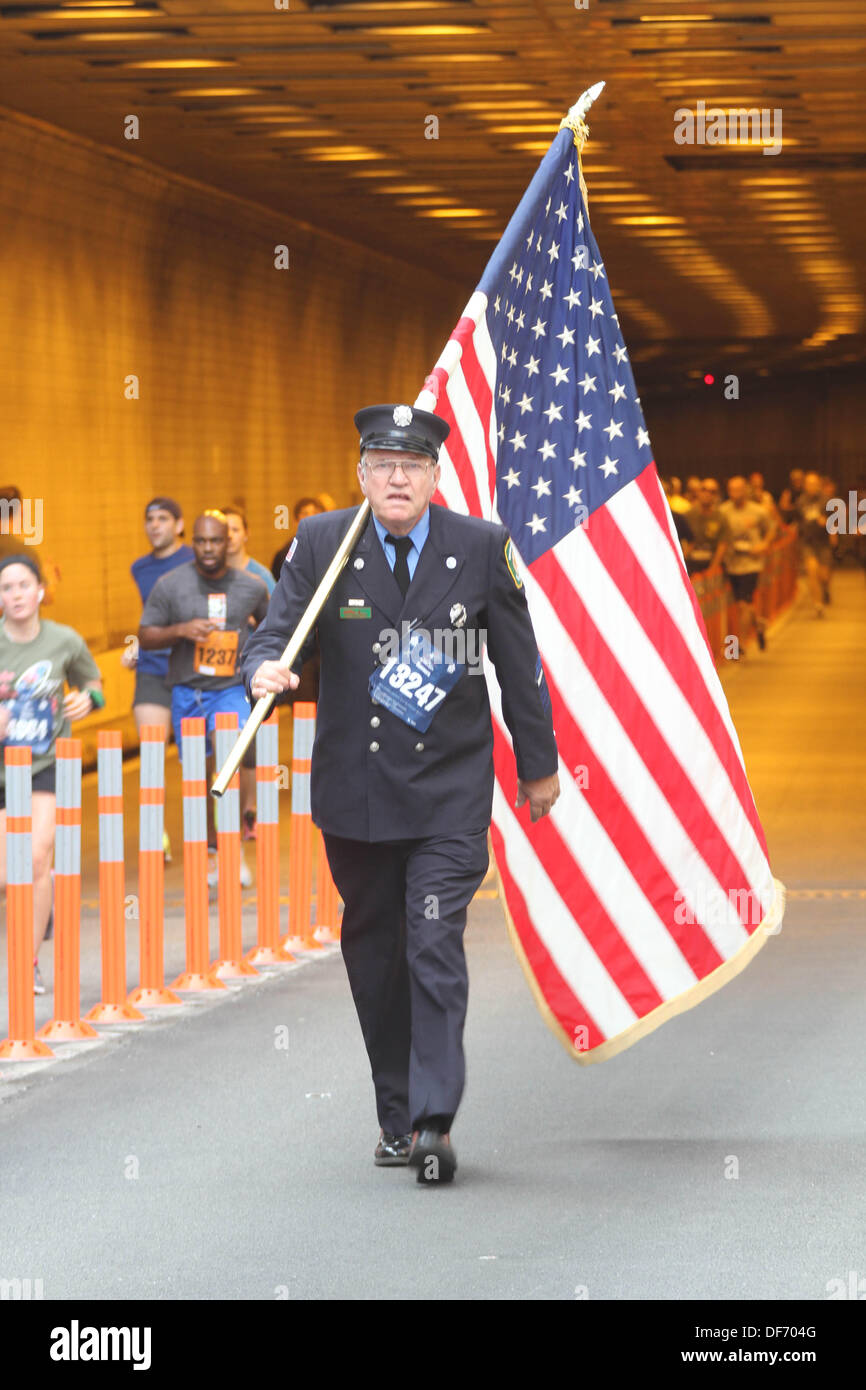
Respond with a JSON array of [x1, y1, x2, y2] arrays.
[[415, 120, 784, 1063]]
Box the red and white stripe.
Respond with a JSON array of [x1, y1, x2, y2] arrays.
[[415, 294, 780, 1062]]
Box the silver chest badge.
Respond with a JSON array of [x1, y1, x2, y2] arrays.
[[449, 602, 467, 629]]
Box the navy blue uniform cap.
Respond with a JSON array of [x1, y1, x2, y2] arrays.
[[354, 404, 450, 462]]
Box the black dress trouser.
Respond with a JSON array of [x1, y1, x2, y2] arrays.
[[323, 830, 490, 1135]]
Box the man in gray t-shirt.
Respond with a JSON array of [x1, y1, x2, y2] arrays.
[[141, 553, 269, 692], [139, 511, 270, 861], [720, 477, 771, 653]]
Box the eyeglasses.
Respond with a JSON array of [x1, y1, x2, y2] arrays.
[[364, 458, 431, 479]]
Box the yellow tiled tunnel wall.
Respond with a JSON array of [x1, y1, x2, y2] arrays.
[[0, 108, 458, 652]]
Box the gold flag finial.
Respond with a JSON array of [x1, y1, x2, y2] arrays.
[[560, 81, 605, 209], [559, 81, 605, 151]]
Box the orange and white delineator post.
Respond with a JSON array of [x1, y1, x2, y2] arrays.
[[314, 827, 341, 945], [282, 702, 320, 953], [211, 712, 257, 979], [86, 731, 144, 1024], [246, 712, 294, 966], [0, 746, 54, 1059], [37, 739, 98, 1042], [172, 717, 225, 992], [128, 725, 181, 1007]]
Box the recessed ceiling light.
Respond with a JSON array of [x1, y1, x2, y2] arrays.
[[69, 29, 174, 39], [342, 24, 489, 36], [392, 52, 507, 63], [37, 6, 156, 16], [740, 177, 807, 186], [303, 146, 386, 161], [638, 13, 715, 21], [268, 128, 336, 138], [615, 216, 685, 226], [377, 184, 439, 194], [309, 0, 457, 8], [417, 207, 493, 218], [170, 86, 258, 96], [487, 125, 556, 135], [450, 100, 556, 111], [125, 58, 233, 68], [396, 196, 459, 206], [227, 115, 314, 125], [417, 82, 534, 93]]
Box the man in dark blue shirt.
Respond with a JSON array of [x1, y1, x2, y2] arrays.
[[127, 497, 194, 735], [126, 497, 193, 861]]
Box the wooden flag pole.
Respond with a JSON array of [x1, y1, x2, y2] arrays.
[[211, 499, 371, 799]]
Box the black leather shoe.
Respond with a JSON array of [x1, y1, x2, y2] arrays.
[[409, 1129, 457, 1184], [374, 1131, 412, 1166]]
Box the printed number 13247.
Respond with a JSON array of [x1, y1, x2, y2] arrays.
[[379, 656, 447, 712]]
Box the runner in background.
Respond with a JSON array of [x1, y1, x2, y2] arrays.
[[123, 497, 194, 862], [220, 506, 274, 838], [685, 478, 730, 578], [270, 494, 337, 581], [0, 486, 61, 605], [778, 468, 806, 526], [721, 476, 771, 653], [0, 554, 103, 994], [798, 472, 836, 617], [748, 472, 782, 533], [222, 507, 276, 597], [138, 511, 269, 890]]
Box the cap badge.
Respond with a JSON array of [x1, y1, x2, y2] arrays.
[[393, 405, 413, 428]]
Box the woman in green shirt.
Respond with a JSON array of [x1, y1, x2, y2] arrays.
[[0, 555, 103, 994]]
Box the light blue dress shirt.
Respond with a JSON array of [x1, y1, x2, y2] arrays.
[[371, 509, 430, 582]]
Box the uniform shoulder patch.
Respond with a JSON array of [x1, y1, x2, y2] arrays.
[[504, 538, 523, 589]]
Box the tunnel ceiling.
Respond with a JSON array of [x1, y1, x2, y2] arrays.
[[0, 0, 864, 386]]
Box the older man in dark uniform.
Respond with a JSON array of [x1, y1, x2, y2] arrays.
[[241, 404, 559, 1184]]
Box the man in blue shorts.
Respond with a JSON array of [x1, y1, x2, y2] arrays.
[[125, 497, 194, 861], [139, 511, 270, 885], [127, 498, 194, 730]]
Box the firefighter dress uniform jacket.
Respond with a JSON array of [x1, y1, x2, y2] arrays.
[[239, 503, 558, 842]]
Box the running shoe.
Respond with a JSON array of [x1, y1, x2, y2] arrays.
[[33, 960, 46, 995]]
